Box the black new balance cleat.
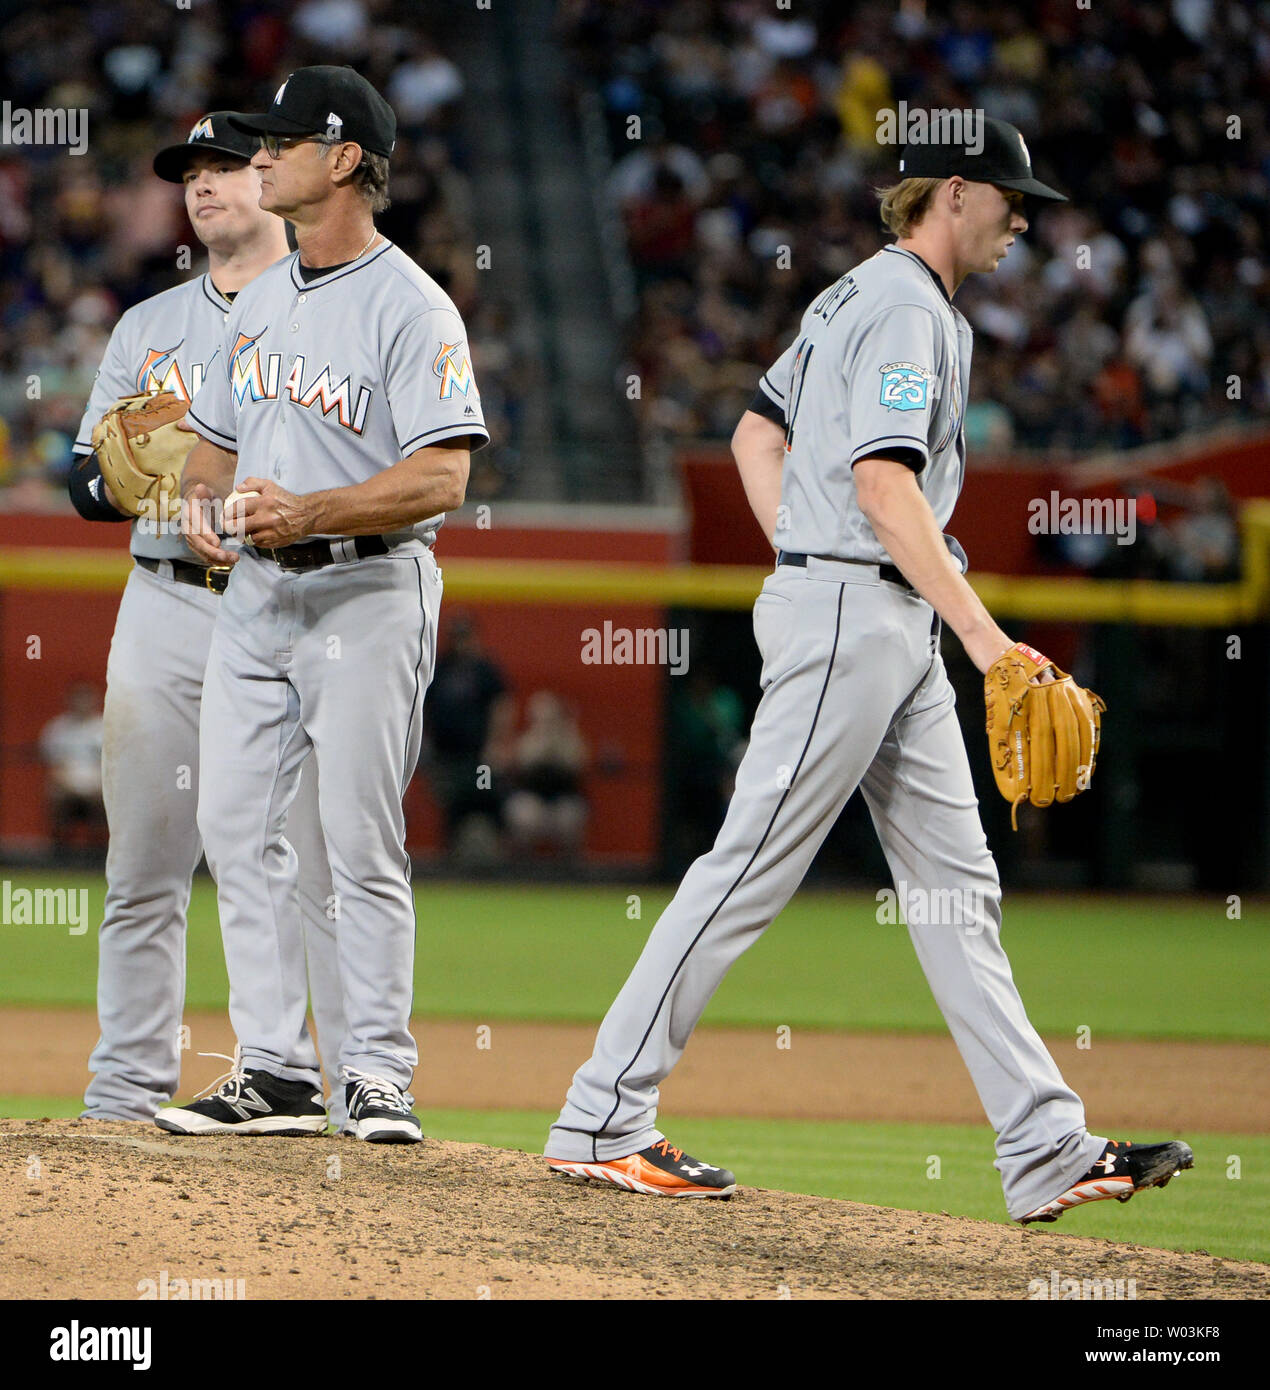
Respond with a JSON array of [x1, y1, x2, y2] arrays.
[[1018, 1139, 1194, 1224], [155, 1054, 327, 1136], [341, 1070, 424, 1143], [546, 1137, 737, 1197]]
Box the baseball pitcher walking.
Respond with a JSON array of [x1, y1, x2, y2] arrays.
[[547, 119, 1191, 1223], [157, 67, 488, 1143], [71, 113, 345, 1127]]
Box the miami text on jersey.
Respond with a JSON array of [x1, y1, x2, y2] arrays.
[[230, 329, 373, 434]]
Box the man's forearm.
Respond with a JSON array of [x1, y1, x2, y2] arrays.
[[180, 438, 237, 499], [306, 447, 469, 537], [857, 461, 1010, 671]]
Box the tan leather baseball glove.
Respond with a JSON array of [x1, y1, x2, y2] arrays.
[[90, 390, 191, 522], [984, 642, 1106, 829]]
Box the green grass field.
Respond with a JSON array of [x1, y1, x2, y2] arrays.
[[4, 872, 1266, 1264], [4, 1096, 1264, 1263], [3, 873, 1267, 1039]]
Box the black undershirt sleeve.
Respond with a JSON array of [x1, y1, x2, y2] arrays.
[[855, 445, 925, 474], [746, 387, 786, 425], [68, 451, 131, 522]]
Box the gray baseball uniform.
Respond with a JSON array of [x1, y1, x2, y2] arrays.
[[548, 245, 1107, 1220], [187, 239, 488, 1091], [73, 274, 346, 1124]]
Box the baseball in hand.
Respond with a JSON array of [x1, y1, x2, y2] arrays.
[[223, 488, 260, 528]]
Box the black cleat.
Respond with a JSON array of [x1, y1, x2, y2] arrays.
[[341, 1070, 423, 1143], [156, 1055, 327, 1136], [1018, 1139, 1194, 1224]]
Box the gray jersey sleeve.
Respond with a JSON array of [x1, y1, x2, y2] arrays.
[[73, 314, 138, 455], [185, 324, 239, 451], [386, 308, 490, 455], [845, 304, 940, 471], [757, 338, 799, 415]]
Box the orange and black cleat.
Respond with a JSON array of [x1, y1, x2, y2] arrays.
[[1018, 1139, 1193, 1224], [547, 1138, 736, 1198]]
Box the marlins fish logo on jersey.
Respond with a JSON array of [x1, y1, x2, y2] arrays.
[[229, 328, 281, 404], [433, 341, 475, 400], [136, 343, 207, 402], [879, 361, 935, 412]]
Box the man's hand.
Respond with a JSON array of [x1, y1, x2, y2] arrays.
[[180, 483, 238, 567], [234, 476, 318, 549]]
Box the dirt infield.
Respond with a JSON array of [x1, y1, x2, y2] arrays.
[[6, 1007, 1267, 1134], [2, 1119, 1265, 1301]]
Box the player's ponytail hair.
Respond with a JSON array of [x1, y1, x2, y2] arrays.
[[876, 177, 943, 238]]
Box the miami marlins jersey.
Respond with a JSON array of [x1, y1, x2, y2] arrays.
[[75, 273, 238, 561], [758, 244, 973, 566], [187, 239, 489, 551]]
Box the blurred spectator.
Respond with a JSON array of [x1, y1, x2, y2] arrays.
[[421, 615, 514, 865], [1164, 478, 1241, 582], [561, 0, 1270, 455], [39, 681, 105, 854], [504, 692, 589, 859], [0, 2, 526, 508]]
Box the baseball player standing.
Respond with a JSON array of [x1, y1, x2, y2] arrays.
[[546, 118, 1192, 1224], [156, 67, 488, 1143], [71, 114, 347, 1127]]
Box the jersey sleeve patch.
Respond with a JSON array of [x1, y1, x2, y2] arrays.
[[878, 362, 935, 412], [433, 340, 475, 401]]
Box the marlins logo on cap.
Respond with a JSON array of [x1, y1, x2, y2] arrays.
[[152, 111, 261, 183]]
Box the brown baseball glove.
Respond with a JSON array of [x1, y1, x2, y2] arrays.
[[90, 390, 191, 522], [984, 642, 1106, 829]]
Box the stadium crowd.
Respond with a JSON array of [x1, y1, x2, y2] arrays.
[[0, 0, 517, 508], [561, 0, 1270, 456]]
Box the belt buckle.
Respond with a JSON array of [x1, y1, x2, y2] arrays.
[[205, 565, 232, 593]]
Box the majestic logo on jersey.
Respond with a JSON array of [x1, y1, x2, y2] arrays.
[[433, 341, 474, 400], [135, 342, 205, 402], [879, 361, 934, 412], [284, 355, 373, 434], [188, 116, 216, 143], [230, 329, 280, 405]]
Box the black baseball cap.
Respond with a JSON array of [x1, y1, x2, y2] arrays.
[[900, 116, 1066, 202], [229, 66, 396, 158], [153, 112, 259, 182]]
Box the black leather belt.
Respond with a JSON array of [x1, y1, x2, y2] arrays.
[[137, 556, 230, 594], [777, 551, 912, 591], [252, 535, 393, 572]]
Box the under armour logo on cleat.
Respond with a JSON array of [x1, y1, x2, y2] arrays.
[[1094, 1154, 1119, 1175], [681, 1162, 720, 1176]]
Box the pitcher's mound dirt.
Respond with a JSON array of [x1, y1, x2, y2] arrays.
[[2, 1120, 1264, 1300]]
